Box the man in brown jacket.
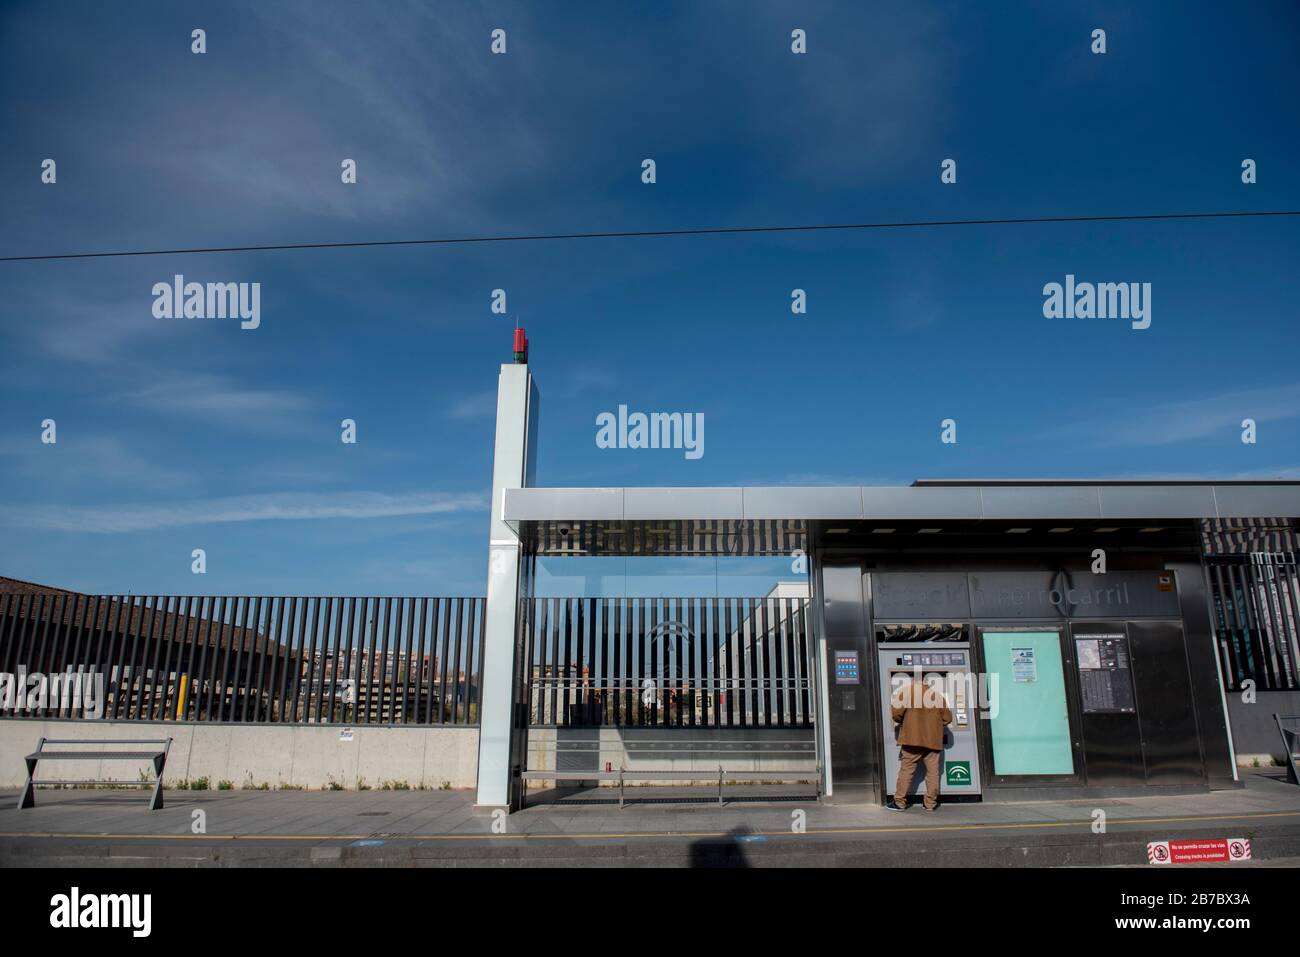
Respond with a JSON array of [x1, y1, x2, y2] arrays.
[[887, 674, 953, 811]]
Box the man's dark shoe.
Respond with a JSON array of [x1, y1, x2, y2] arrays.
[[884, 801, 907, 812], [922, 804, 938, 812]]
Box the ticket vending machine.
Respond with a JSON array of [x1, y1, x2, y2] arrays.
[[878, 634, 982, 801]]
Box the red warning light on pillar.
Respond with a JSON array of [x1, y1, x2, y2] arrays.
[[513, 327, 529, 364]]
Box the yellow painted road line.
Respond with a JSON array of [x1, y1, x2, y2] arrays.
[[1, 809, 1298, 843]]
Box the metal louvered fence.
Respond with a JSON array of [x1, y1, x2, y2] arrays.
[[1207, 553, 1300, 691], [0, 594, 484, 725], [522, 596, 816, 728]]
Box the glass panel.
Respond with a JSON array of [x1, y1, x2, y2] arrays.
[[534, 555, 809, 598], [981, 630, 1074, 775]]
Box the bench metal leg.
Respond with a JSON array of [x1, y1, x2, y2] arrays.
[[17, 755, 39, 810], [149, 753, 166, 811], [1277, 715, 1299, 786]]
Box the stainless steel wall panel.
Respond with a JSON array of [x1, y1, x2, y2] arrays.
[[742, 486, 863, 520], [1129, 620, 1207, 786], [980, 485, 1102, 520], [624, 487, 743, 521], [860, 486, 983, 520], [1097, 485, 1218, 519]]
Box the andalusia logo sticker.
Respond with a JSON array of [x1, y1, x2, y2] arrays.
[[945, 761, 971, 786]]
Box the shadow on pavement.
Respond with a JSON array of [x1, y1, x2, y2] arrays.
[[689, 825, 759, 868]]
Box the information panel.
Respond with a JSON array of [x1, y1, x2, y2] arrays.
[[834, 650, 860, 685], [1075, 633, 1136, 713]]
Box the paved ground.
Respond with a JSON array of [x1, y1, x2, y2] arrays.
[[2, 770, 1298, 867]]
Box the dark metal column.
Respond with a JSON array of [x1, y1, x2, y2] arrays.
[[1171, 559, 1239, 789], [816, 560, 879, 803]]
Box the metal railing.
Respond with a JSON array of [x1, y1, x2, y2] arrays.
[[521, 596, 816, 728], [0, 594, 484, 725]]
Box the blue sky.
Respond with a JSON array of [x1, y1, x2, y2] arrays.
[[1, 1, 1298, 597]]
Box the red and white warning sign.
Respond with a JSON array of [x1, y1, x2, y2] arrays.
[[1147, 838, 1251, 864]]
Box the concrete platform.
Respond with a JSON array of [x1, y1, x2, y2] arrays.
[[2, 770, 1298, 867]]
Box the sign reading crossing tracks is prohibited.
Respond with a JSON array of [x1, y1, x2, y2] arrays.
[[1147, 838, 1251, 864]]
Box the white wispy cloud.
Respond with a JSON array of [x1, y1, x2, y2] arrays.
[[732, 472, 907, 487], [1038, 383, 1300, 448], [446, 391, 497, 420], [0, 434, 193, 491], [113, 371, 315, 431], [1102, 466, 1300, 481], [24, 291, 169, 364], [551, 366, 621, 400], [0, 490, 488, 533]]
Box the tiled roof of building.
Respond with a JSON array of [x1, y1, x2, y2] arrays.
[[0, 577, 284, 657]]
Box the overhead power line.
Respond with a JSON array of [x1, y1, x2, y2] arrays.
[[2, 209, 1297, 263]]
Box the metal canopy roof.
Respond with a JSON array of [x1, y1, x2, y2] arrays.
[[502, 482, 1300, 526]]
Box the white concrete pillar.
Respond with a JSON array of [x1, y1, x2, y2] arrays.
[[474, 363, 538, 810]]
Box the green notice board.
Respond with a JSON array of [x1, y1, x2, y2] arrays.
[[982, 630, 1074, 776]]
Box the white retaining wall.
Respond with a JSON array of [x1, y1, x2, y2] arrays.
[[0, 719, 479, 790]]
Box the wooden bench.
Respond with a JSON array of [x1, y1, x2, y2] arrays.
[[18, 737, 173, 811], [520, 766, 820, 809]]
